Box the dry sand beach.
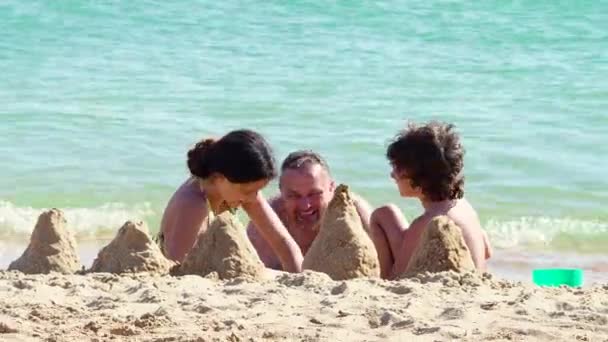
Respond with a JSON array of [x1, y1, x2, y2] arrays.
[[0, 271, 607, 342], [1, 207, 607, 342]]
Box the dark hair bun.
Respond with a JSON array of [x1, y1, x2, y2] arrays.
[[187, 138, 216, 177]]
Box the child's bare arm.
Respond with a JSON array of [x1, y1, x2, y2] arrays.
[[482, 230, 492, 260], [461, 227, 488, 270]]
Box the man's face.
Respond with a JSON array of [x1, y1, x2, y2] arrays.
[[280, 163, 335, 229]]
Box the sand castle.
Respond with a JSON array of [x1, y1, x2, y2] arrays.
[[302, 184, 380, 280], [89, 221, 174, 274], [8, 209, 82, 274], [174, 211, 267, 280], [402, 215, 475, 277]]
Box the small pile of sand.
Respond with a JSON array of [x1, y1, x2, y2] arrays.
[[302, 184, 380, 280], [89, 221, 174, 274], [402, 216, 475, 277], [8, 209, 81, 274], [174, 211, 266, 280]]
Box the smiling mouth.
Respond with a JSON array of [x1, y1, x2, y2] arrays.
[[296, 209, 319, 223]]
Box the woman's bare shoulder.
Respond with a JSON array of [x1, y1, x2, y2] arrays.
[[166, 179, 208, 213]]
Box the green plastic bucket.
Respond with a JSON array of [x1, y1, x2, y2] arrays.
[[532, 268, 584, 287]]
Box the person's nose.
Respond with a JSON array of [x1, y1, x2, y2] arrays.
[[297, 196, 312, 210]]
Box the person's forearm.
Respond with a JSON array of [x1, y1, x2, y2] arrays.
[[243, 195, 303, 272], [246, 222, 290, 270], [253, 213, 303, 273], [272, 234, 303, 273]]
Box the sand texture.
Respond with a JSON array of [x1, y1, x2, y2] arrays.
[[303, 184, 380, 280], [8, 209, 81, 274], [402, 215, 476, 277], [175, 211, 267, 281], [0, 270, 606, 341], [89, 221, 174, 274]]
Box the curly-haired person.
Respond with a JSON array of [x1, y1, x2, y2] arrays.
[[370, 121, 492, 279]]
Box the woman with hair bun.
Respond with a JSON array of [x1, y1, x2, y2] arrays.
[[156, 129, 303, 272]]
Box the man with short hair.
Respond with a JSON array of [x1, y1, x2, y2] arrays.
[[247, 150, 373, 270]]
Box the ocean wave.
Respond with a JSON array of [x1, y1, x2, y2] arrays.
[[485, 216, 608, 253], [1, 200, 606, 254], [0, 200, 155, 239]]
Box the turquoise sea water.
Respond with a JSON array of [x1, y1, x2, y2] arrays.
[[1, 1, 607, 274]]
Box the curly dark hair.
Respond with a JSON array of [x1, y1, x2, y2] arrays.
[[386, 121, 465, 201]]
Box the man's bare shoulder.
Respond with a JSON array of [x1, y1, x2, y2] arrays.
[[350, 192, 373, 217], [246, 193, 285, 235], [266, 194, 285, 211]]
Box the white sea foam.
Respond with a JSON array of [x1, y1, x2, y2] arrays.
[[0, 200, 155, 239], [1, 200, 606, 254], [484, 216, 608, 252]]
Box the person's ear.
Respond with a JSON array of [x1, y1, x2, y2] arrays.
[[212, 173, 230, 190], [329, 179, 336, 192]]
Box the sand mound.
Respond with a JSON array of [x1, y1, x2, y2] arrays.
[[302, 184, 380, 280], [8, 209, 81, 274], [174, 212, 266, 280], [402, 216, 475, 277], [89, 221, 174, 274]]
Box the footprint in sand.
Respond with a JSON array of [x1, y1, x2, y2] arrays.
[[480, 301, 499, 310], [413, 326, 441, 335], [0, 322, 18, 334], [385, 284, 413, 295], [330, 282, 348, 295], [439, 307, 465, 320]]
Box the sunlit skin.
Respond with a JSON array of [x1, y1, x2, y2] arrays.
[[247, 163, 373, 270], [159, 175, 303, 272], [370, 164, 493, 279]]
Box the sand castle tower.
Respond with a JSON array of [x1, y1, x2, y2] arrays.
[[89, 220, 174, 274], [175, 211, 266, 280], [402, 215, 475, 276], [9, 209, 82, 274], [302, 184, 380, 280]]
